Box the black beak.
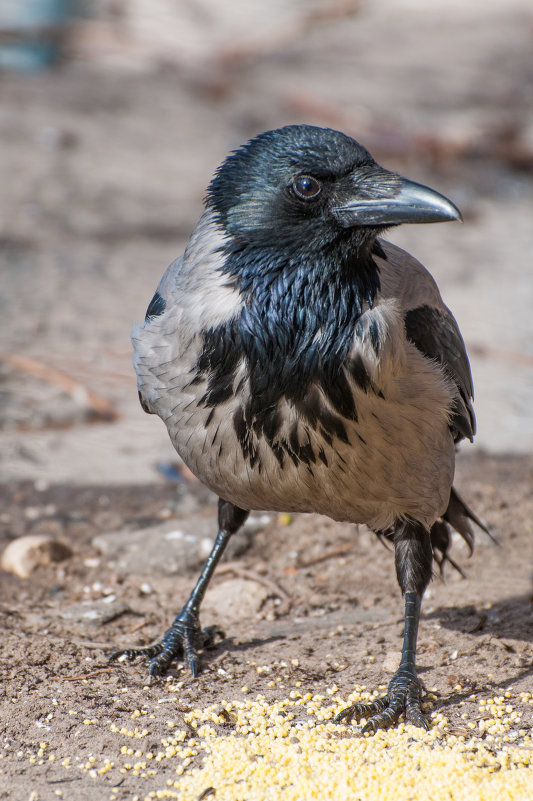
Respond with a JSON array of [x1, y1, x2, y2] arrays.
[[332, 175, 462, 227]]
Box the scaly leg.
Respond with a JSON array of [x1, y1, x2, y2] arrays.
[[109, 500, 249, 677], [335, 521, 432, 732]]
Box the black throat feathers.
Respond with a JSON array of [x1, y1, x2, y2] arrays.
[[190, 238, 384, 469]]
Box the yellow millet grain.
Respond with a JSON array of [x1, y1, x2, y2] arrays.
[[137, 689, 532, 801]]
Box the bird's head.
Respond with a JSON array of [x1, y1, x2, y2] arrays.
[[207, 125, 461, 257]]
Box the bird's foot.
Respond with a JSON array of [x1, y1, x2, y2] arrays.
[[109, 608, 222, 678], [334, 666, 428, 733]]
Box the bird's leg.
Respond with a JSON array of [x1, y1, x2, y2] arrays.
[[335, 521, 432, 733], [109, 500, 249, 677]]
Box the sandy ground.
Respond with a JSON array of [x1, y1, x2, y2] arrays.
[[1, 0, 533, 799], [0, 454, 532, 799]]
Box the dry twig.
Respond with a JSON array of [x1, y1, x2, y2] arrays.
[[52, 667, 117, 682], [284, 91, 533, 170], [298, 543, 353, 569], [1, 352, 119, 423]]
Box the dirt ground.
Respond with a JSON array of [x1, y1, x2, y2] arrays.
[[0, 454, 532, 800], [1, 1, 533, 799]]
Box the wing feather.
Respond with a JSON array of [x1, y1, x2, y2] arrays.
[[376, 239, 475, 442], [404, 304, 475, 441]]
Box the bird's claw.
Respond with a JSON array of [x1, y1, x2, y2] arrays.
[[334, 668, 428, 733], [109, 609, 223, 677]]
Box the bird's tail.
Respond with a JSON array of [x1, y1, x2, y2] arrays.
[[430, 486, 494, 577]]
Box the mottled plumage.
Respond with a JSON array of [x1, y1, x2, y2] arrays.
[[134, 227, 456, 530], [113, 125, 488, 733]]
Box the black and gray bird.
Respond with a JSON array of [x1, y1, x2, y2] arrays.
[[111, 125, 488, 732]]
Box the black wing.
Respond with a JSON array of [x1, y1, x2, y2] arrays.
[[137, 290, 167, 414], [404, 304, 475, 442], [145, 290, 166, 321]]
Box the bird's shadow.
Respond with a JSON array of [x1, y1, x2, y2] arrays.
[[429, 659, 533, 715], [214, 633, 286, 658], [422, 592, 533, 710], [424, 593, 533, 643]]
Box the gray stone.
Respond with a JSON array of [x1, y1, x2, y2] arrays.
[[202, 577, 270, 625], [56, 599, 130, 625], [382, 650, 402, 673], [91, 512, 273, 577]]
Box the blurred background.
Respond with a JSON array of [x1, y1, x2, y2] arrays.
[[1, 0, 533, 485]]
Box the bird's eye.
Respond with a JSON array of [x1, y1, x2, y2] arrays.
[[292, 175, 322, 200]]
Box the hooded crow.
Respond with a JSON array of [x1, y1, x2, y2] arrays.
[[110, 125, 488, 732]]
